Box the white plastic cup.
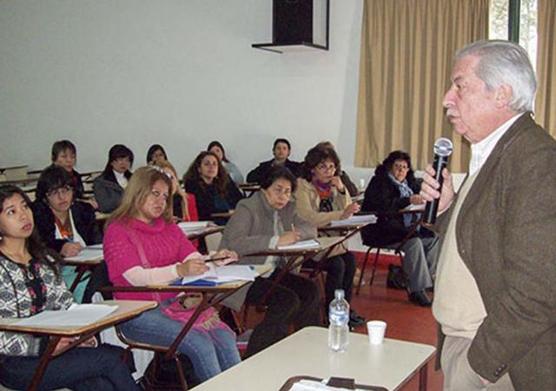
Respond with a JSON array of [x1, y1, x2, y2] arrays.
[[367, 320, 387, 345]]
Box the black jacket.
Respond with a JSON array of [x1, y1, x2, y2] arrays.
[[361, 165, 424, 246], [246, 159, 302, 184], [184, 178, 243, 225], [32, 200, 102, 253]]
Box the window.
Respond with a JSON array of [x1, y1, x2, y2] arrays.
[[489, 0, 538, 69]]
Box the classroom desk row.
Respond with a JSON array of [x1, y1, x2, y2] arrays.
[[1, 220, 371, 391]]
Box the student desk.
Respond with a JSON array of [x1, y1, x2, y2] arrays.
[[193, 326, 436, 391], [0, 300, 157, 391], [184, 225, 224, 241], [245, 236, 348, 306], [104, 265, 270, 390], [63, 251, 104, 293]]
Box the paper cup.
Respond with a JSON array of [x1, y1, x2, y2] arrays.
[[367, 320, 387, 345]]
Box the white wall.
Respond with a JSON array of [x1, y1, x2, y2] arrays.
[[0, 0, 364, 178]]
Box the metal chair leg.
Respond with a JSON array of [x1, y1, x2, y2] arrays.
[[369, 248, 382, 286], [356, 246, 373, 295]]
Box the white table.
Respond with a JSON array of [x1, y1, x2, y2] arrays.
[[194, 326, 435, 390]]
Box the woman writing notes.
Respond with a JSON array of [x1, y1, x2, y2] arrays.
[[295, 143, 364, 327], [0, 185, 139, 391], [220, 166, 321, 356], [32, 165, 106, 303], [103, 166, 241, 382]]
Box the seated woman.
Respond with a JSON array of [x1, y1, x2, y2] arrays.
[[146, 144, 168, 165], [103, 166, 241, 382], [361, 151, 438, 307], [153, 160, 198, 222], [207, 141, 244, 185], [183, 152, 243, 225], [219, 166, 321, 356], [33, 165, 106, 303], [94, 144, 134, 213], [50, 140, 84, 199], [295, 144, 364, 327], [0, 185, 139, 391]]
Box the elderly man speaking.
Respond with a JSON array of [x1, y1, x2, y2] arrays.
[[421, 40, 556, 391]]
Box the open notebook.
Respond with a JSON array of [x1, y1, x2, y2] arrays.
[[64, 244, 104, 262], [175, 264, 259, 286], [15, 303, 117, 327]]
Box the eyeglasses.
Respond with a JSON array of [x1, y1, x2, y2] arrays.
[[150, 189, 169, 201], [393, 163, 409, 171], [46, 186, 73, 198], [271, 186, 292, 198], [316, 163, 336, 172]]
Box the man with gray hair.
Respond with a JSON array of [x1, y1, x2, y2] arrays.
[[421, 40, 556, 390]]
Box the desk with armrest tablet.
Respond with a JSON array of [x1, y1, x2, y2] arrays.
[[0, 300, 157, 391]]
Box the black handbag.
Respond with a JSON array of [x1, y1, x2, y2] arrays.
[[386, 264, 407, 290]]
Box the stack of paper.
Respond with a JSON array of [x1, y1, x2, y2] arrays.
[[179, 264, 259, 286], [65, 245, 104, 262], [329, 214, 377, 228], [178, 221, 210, 235], [276, 239, 321, 250], [15, 304, 117, 327]]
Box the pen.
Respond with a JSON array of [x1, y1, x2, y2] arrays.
[[204, 256, 229, 263]]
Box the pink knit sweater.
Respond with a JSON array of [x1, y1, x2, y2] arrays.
[[103, 217, 196, 301]]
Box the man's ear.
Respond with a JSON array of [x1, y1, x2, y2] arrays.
[[495, 84, 513, 108]]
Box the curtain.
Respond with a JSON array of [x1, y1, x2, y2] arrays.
[[355, 0, 489, 172], [535, 0, 556, 137]]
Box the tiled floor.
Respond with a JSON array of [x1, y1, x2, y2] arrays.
[[350, 265, 443, 391]]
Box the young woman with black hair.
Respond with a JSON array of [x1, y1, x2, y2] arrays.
[[33, 165, 106, 303], [0, 185, 139, 391], [93, 144, 134, 213]]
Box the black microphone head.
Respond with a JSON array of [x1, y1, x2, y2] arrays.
[[433, 138, 453, 157]]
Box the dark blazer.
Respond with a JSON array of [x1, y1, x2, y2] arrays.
[[93, 170, 128, 213], [246, 159, 302, 184], [434, 113, 556, 390], [184, 178, 243, 224], [361, 166, 424, 246], [32, 200, 102, 253]]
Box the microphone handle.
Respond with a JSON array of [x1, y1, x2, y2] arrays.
[[423, 154, 449, 225]]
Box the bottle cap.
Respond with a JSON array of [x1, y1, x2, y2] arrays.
[[334, 289, 344, 300]]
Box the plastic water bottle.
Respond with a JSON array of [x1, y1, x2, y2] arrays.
[[328, 289, 349, 352]]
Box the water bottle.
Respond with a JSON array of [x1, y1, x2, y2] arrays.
[[328, 289, 349, 352]]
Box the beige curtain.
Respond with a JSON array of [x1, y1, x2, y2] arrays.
[[535, 0, 556, 137], [355, 0, 489, 172]]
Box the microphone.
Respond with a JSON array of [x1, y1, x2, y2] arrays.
[[423, 137, 453, 225]]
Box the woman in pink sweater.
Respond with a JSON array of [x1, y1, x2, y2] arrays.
[[103, 166, 240, 382]]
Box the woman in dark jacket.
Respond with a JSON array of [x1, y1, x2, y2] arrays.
[[184, 151, 243, 225], [93, 144, 134, 213], [361, 150, 439, 307], [33, 165, 106, 302]]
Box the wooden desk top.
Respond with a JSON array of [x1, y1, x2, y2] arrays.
[[193, 326, 435, 391], [0, 300, 157, 336]]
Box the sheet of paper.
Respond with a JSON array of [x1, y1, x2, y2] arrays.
[[403, 203, 425, 211], [64, 246, 104, 262], [329, 214, 377, 228], [276, 239, 320, 250], [15, 304, 118, 327], [178, 221, 210, 231]]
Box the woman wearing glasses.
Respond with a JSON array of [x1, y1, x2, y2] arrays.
[[361, 150, 439, 307], [32, 165, 106, 303], [294, 143, 364, 328], [219, 166, 320, 356]]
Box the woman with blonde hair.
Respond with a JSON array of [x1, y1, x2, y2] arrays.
[[152, 160, 198, 222], [103, 166, 241, 383]]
